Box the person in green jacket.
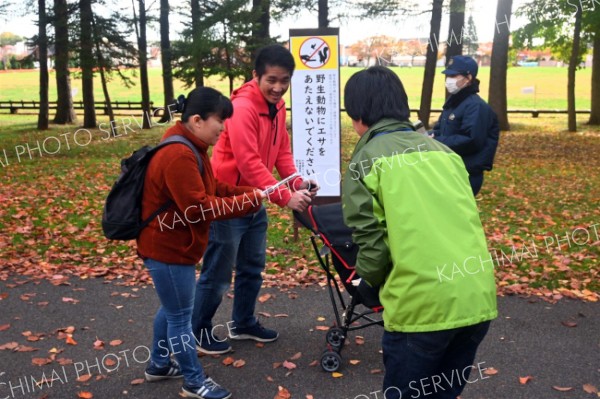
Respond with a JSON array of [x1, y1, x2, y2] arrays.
[[342, 66, 497, 399]]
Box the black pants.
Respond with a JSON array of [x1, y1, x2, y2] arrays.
[[469, 173, 484, 196]]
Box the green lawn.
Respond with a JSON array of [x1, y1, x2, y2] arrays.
[[0, 110, 599, 300], [0, 66, 594, 112]]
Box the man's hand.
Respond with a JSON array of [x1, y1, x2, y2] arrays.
[[298, 179, 319, 199], [286, 189, 312, 212]]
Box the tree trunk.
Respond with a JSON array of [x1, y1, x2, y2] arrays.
[[92, 15, 115, 134], [488, 0, 512, 131], [248, 0, 270, 76], [159, 0, 175, 123], [53, 0, 77, 124], [589, 30, 600, 125], [318, 0, 328, 28], [138, 0, 151, 129], [568, 6, 582, 132], [444, 0, 465, 99], [80, 0, 96, 128], [445, 0, 465, 59], [37, 0, 49, 130], [190, 0, 204, 86], [419, 0, 444, 129]]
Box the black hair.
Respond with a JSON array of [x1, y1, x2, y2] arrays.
[[344, 66, 411, 127], [180, 87, 233, 122], [254, 44, 295, 78]]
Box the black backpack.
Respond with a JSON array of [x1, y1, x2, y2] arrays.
[[102, 135, 204, 240]]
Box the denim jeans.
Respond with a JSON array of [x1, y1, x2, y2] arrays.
[[192, 206, 267, 334], [382, 321, 491, 399], [145, 258, 204, 387]]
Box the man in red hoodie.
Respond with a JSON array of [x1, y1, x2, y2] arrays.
[[192, 45, 317, 354]]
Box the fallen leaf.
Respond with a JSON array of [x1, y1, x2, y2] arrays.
[[561, 321, 577, 327], [483, 367, 499, 376], [552, 386, 573, 392], [222, 357, 235, 366], [282, 360, 296, 370], [77, 374, 92, 383], [104, 358, 117, 367], [32, 358, 51, 366], [317, 317, 326, 321], [355, 336, 365, 345], [274, 386, 291, 399], [306, 395, 314, 399], [16, 345, 38, 352], [93, 338, 104, 350], [256, 342, 265, 348], [0, 324, 10, 331], [370, 369, 383, 374], [519, 376, 533, 384], [0, 342, 19, 350], [258, 293, 272, 303], [315, 326, 329, 331], [131, 378, 145, 385], [56, 358, 73, 366], [290, 352, 302, 360], [332, 372, 344, 378], [273, 362, 282, 369], [66, 335, 77, 345], [266, 375, 274, 382], [349, 359, 361, 365], [258, 312, 272, 318], [274, 314, 288, 318], [109, 339, 122, 346], [233, 359, 246, 368], [583, 384, 598, 393], [308, 360, 319, 367], [77, 391, 93, 398]]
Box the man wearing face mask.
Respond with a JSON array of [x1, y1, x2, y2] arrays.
[[430, 56, 499, 196]]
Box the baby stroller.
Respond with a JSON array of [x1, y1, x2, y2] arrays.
[[294, 203, 383, 372]]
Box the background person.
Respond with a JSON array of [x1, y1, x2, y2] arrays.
[[137, 87, 263, 399], [342, 66, 497, 399], [192, 44, 317, 354], [430, 55, 500, 196]]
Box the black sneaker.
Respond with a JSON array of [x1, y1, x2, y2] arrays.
[[144, 359, 183, 382], [196, 335, 232, 355], [229, 321, 278, 343], [182, 377, 232, 399]]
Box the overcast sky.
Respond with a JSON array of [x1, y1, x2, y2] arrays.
[[1, 0, 534, 46]]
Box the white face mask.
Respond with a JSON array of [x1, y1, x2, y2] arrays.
[[445, 77, 463, 94]]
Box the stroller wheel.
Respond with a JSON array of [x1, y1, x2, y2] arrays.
[[326, 327, 346, 348], [321, 350, 342, 372]]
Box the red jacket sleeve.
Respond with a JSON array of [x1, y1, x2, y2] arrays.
[[225, 103, 294, 208], [162, 150, 261, 222]]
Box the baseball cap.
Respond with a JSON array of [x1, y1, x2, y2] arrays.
[[442, 56, 478, 78]]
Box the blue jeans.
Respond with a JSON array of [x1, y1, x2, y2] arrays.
[[145, 258, 204, 387], [192, 206, 267, 334], [382, 321, 491, 399]]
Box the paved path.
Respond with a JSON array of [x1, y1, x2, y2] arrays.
[[0, 275, 598, 399]]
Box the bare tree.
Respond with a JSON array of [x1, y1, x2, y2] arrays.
[[488, 0, 512, 131]]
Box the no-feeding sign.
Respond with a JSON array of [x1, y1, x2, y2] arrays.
[[289, 28, 341, 198]]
